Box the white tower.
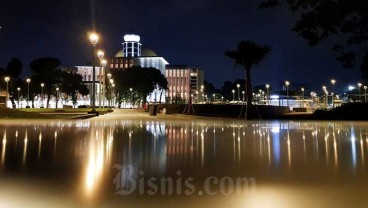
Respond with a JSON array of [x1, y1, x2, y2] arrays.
[[122, 34, 142, 57]]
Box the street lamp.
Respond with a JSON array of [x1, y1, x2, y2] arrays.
[[231, 89, 235, 101], [111, 84, 115, 108], [364, 86, 367, 102], [55, 87, 59, 108], [212, 93, 215, 102], [285, 81, 290, 107], [322, 86, 327, 108], [89, 32, 99, 113], [97, 50, 104, 108], [358, 83, 362, 101], [4, 77, 9, 108], [101, 59, 107, 108], [17, 87, 21, 108], [236, 83, 240, 102], [301, 87, 304, 107], [40, 83, 44, 108], [242, 91, 245, 103], [200, 85, 204, 103], [26, 78, 31, 108], [265, 84, 270, 105]]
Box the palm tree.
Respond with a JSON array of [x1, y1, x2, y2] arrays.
[[225, 40, 271, 118]]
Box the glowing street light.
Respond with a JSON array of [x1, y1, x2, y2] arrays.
[[300, 87, 304, 107], [358, 83, 362, 101], [89, 32, 99, 113], [40, 83, 45, 108], [17, 87, 21, 108], [101, 59, 107, 108], [364, 86, 367, 102], [97, 50, 104, 108], [242, 91, 245, 102], [4, 77, 10, 108], [26, 78, 31, 108], [55, 87, 59, 108], [265, 84, 270, 105], [322, 86, 328, 109], [285, 81, 290, 107], [231, 89, 235, 101], [236, 83, 240, 102]]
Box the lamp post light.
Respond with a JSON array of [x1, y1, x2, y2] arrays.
[[55, 87, 59, 108], [364, 86, 367, 102], [236, 84, 240, 102], [285, 81, 290, 107], [4, 77, 9, 108], [200, 85, 204, 103], [40, 83, 44, 108], [101, 59, 107, 108], [322, 85, 327, 108], [26, 78, 31, 108], [265, 84, 270, 105], [111, 84, 115, 108], [97, 50, 104, 108], [358, 83, 362, 101], [212, 93, 215, 102], [89, 32, 99, 113], [301, 87, 304, 107], [231, 89, 235, 101], [17, 87, 21, 108], [242, 91, 245, 103]]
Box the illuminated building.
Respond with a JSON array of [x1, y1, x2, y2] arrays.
[[165, 65, 204, 103]]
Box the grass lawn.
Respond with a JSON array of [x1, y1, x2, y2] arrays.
[[0, 107, 108, 119], [19, 107, 109, 113]]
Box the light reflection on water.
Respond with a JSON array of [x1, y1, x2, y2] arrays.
[[0, 119, 367, 207]]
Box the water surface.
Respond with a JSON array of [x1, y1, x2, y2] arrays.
[[0, 118, 367, 207]]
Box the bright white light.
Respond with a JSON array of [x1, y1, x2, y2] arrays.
[[270, 95, 279, 99], [348, 86, 355, 91], [124, 34, 140, 42]]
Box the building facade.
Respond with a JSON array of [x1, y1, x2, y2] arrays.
[[165, 65, 204, 103]]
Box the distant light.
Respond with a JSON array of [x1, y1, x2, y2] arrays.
[[124, 34, 140, 42], [271, 127, 280, 133], [270, 95, 279, 99], [348, 86, 355, 91]]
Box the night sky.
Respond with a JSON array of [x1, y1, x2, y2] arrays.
[[0, 0, 361, 90]]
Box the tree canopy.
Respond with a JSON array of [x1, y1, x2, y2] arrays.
[[259, 0, 368, 73]]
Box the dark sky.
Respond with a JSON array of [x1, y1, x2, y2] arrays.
[[0, 0, 361, 90]]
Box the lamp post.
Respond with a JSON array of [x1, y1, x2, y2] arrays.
[[111, 84, 115, 109], [129, 87, 133, 108], [200, 85, 204, 103], [97, 50, 104, 108], [232, 89, 235, 101], [101, 59, 107, 108], [364, 86, 367, 102], [212, 93, 215, 102], [89, 32, 99, 113], [242, 91, 245, 103], [26, 78, 31, 108], [4, 77, 9, 108], [358, 83, 362, 101], [265, 84, 270, 105], [107, 73, 112, 109], [322, 85, 327, 108], [40, 83, 44, 108], [301, 87, 304, 107], [236, 84, 240, 102], [17, 87, 21, 108], [110, 79, 114, 108], [285, 81, 290, 107], [55, 87, 59, 108]]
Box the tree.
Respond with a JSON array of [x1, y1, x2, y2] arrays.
[[59, 71, 89, 107], [225, 40, 271, 118], [111, 66, 168, 107], [0, 58, 24, 108], [30, 57, 62, 108], [259, 0, 368, 76]]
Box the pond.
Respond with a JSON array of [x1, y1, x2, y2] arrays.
[[0, 117, 367, 208]]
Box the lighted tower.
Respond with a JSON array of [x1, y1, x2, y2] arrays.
[[122, 34, 141, 57]]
